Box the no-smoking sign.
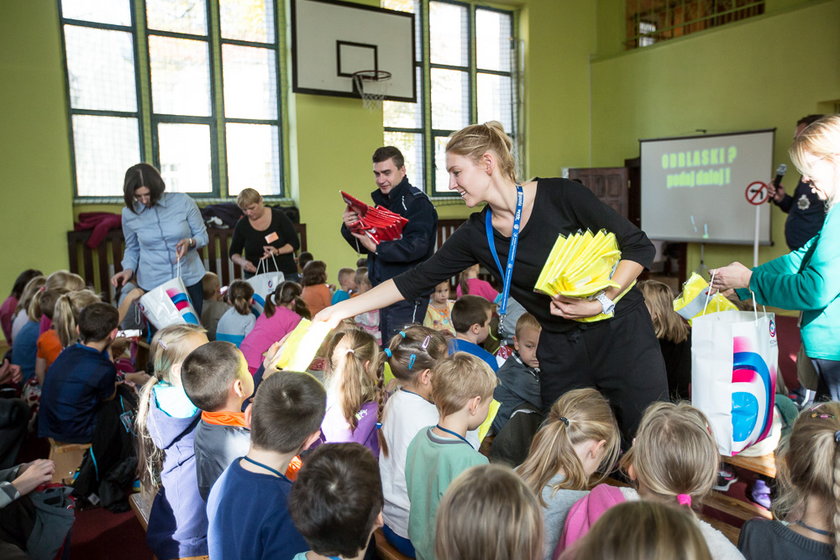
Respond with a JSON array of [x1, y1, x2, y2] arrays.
[[745, 181, 769, 205]]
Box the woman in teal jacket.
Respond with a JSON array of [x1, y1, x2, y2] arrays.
[[712, 115, 840, 400]]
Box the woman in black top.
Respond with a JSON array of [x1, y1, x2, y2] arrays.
[[316, 122, 667, 440], [229, 188, 300, 278]]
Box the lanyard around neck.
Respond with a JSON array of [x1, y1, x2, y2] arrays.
[[242, 456, 290, 482], [485, 185, 524, 319], [434, 424, 473, 449]]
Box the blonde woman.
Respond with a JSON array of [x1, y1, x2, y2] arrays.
[[229, 188, 300, 278], [638, 280, 691, 400], [436, 464, 543, 560], [318, 122, 667, 442], [712, 114, 840, 401]]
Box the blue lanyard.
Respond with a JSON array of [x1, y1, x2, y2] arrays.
[[434, 425, 473, 449], [242, 456, 291, 482], [485, 185, 524, 319]]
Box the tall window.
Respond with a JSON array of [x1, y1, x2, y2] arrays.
[[60, 0, 284, 199], [383, 0, 518, 195]]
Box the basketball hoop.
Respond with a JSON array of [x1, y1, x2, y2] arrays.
[[352, 69, 392, 110]]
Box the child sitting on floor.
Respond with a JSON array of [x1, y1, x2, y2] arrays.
[[492, 312, 542, 434], [379, 326, 451, 557], [331, 267, 357, 305], [240, 281, 308, 374], [436, 464, 543, 560], [424, 280, 456, 336], [455, 263, 499, 303], [10, 276, 45, 383], [289, 443, 384, 560], [137, 324, 209, 560], [516, 388, 620, 559], [216, 280, 256, 347], [405, 352, 498, 560], [448, 295, 498, 372], [200, 272, 230, 341], [737, 402, 840, 560], [181, 341, 254, 500], [207, 371, 325, 559], [38, 302, 119, 443], [0, 269, 41, 344], [320, 328, 386, 457], [301, 260, 331, 317]]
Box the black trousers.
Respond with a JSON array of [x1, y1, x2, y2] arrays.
[[380, 297, 429, 346], [536, 304, 668, 443]]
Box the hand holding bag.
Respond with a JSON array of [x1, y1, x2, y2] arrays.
[[137, 260, 200, 329], [246, 255, 284, 315]]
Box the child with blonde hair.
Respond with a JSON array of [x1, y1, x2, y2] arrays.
[[32, 270, 85, 334], [320, 328, 386, 457], [136, 324, 209, 560], [436, 463, 542, 560], [405, 352, 498, 560], [516, 388, 621, 559], [379, 326, 451, 556], [556, 401, 744, 560], [216, 280, 256, 347], [639, 279, 691, 400], [738, 402, 840, 560], [560, 501, 712, 560]]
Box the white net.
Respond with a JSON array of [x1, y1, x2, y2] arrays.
[[353, 71, 391, 110]]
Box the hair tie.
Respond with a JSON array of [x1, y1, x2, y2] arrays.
[[375, 422, 383, 430], [835, 430, 840, 444], [345, 348, 355, 355], [558, 416, 570, 427], [810, 412, 835, 419], [399, 331, 407, 339], [383, 348, 392, 358], [408, 354, 417, 370], [39, 286, 46, 292], [158, 339, 167, 350], [421, 335, 431, 350], [677, 494, 692, 507]]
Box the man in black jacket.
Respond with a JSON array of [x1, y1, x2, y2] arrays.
[[341, 147, 438, 341]]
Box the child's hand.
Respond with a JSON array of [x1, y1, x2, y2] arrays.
[[125, 371, 152, 387], [263, 332, 293, 371], [0, 359, 21, 385], [13, 459, 55, 495]]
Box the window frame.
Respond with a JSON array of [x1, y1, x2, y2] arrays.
[[383, 0, 519, 198], [59, 0, 287, 202]]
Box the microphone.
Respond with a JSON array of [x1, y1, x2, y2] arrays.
[[773, 163, 787, 188]]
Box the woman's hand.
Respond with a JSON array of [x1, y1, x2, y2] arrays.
[[243, 261, 257, 274], [314, 304, 348, 329], [0, 359, 21, 385], [111, 269, 133, 287], [550, 295, 603, 320], [13, 459, 55, 495], [262, 245, 277, 259], [175, 238, 193, 260], [709, 262, 752, 291]]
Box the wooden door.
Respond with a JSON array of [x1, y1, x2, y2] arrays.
[[568, 167, 629, 219]]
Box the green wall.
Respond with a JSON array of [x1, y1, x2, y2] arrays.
[[590, 0, 840, 277]]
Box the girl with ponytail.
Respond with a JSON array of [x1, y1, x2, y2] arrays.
[[516, 388, 620, 559], [136, 324, 209, 560], [215, 280, 255, 347], [239, 281, 309, 373], [738, 401, 840, 560], [320, 327, 386, 458], [35, 289, 100, 384]]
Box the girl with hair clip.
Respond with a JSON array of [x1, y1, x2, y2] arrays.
[[559, 501, 712, 560], [215, 280, 256, 348], [516, 388, 621, 560], [378, 325, 450, 557], [316, 121, 668, 444], [240, 281, 309, 373], [435, 463, 543, 560], [136, 324, 209, 560], [638, 280, 691, 401], [555, 401, 744, 560], [320, 328, 386, 458], [738, 402, 840, 560]]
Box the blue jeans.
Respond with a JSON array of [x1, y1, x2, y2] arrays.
[[382, 524, 416, 558]]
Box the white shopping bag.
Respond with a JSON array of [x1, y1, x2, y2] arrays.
[[137, 261, 200, 329], [691, 308, 778, 456], [246, 256, 284, 315]]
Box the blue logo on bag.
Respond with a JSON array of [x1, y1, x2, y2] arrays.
[[768, 319, 776, 338], [731, 349, 773, 444]]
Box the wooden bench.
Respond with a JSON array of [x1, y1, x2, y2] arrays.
[[373, 528, 412, 560], [722, 452, 776, 479], [128, 492, 152, 532]]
